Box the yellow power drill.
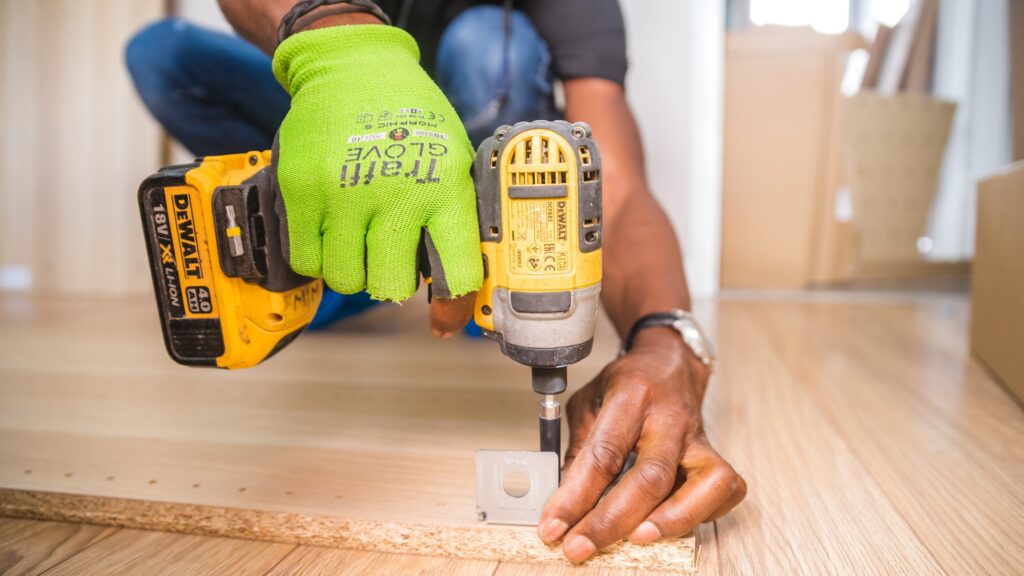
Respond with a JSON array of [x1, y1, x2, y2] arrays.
[[472, 120, 602, 461], [138, 121, 602, 465]]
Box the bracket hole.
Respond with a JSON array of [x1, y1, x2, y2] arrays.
[[502, 470, 531, 498]]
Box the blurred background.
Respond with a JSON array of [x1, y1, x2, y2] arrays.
[[0, 0, 1020, 300]]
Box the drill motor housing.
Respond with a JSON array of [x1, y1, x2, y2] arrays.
[[472, 121, 603, 393]]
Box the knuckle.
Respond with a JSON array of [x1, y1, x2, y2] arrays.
[[588, 440, 628, 479], [632, 459, 676, 499], [707, 463, 740, 494]]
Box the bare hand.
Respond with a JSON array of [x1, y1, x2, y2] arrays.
[[537, 327, 747, 563], [429, 292, 476, 338]]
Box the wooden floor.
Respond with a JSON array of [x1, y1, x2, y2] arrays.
[[1, 290, 1022, 574]]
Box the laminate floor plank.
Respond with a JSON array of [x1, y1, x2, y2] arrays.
[[0, 517, 115, 576], [39, 527, 294, 576], [267, 546, 498, 576], [703, 300, 946, 575], [757, 301, 1024, 575]]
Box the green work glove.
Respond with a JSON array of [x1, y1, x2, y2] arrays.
[[272, 25, 482, 301]]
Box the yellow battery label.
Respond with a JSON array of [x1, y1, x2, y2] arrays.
[[508, 198, 572, 275], [165, 186, 218, 318]]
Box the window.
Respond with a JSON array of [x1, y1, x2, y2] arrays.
[[750, 0, 850, 34], [746, 0, 912, 34]]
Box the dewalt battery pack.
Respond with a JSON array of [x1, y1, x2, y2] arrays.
[[138, 151, 321, 369]]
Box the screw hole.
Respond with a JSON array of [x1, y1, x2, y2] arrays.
[[481, 305, 492, 316], [248, 154, 258, 166], [502, 470, 531, 498], [267, 313, 284, 324]]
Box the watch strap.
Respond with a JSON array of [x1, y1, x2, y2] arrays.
[[621, 309, 716, 370], [622, 311, 687, 354], [278, 0, 392, 46]]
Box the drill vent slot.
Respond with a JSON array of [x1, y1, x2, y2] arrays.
[[507, 133, 570, 192], [510, 171, 567, 186], [584, 217, 600, 227], [579, 146, 592, 166], [583, 170, 600, 182]]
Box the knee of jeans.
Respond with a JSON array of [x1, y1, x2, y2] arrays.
[[437, 6, 550, 101], [124, 18, 192, 107]]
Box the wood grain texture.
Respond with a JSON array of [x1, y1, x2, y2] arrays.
[[0, 0, 162, 295], [40, 528, 294, 576], [0, 518, 115, 576], [266, 547, 498, 576], [3, 292, 1023, 574], [0, 294, 695, 572]]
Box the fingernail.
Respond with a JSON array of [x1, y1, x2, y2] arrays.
[[538, 518, 568, 543], [563, 535, 597, 564], [430, 328, 453, 339], [630, 521, 662, 543]]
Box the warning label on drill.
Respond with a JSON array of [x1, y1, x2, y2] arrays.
[[509, 199, 571, 275]]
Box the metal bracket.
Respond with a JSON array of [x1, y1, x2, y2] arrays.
[[475, 450, 558, 526]]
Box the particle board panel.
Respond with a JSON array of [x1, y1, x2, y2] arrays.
[[0, 518, 116, 576], [0, 294, 697, 573]]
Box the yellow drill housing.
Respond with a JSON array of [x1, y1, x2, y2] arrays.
[[473, 121, 603, 369]]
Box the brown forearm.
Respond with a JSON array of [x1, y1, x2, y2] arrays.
[[563, 78, 691, 338], [217, 0, 382, 55]]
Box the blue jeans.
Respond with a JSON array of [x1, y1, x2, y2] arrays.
[[125, 7, 556, 329]]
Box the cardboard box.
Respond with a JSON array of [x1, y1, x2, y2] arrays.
[[842, 93, 956, 270], [971, 162, 1024, 402], [721, 27, 866, 289]]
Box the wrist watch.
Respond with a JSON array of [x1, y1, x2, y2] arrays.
[[620, 309, 717, 372]]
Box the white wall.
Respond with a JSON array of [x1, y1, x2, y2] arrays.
[[930, 0, 1013, 261], [621, 0, 725, 298]]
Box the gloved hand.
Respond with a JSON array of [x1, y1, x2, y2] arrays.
[[272, 24, 483, 307]]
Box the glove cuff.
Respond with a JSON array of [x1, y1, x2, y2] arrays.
[[272, 25, 421, 94]]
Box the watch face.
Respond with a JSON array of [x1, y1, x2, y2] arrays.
[[674, 316, 716, 368]]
